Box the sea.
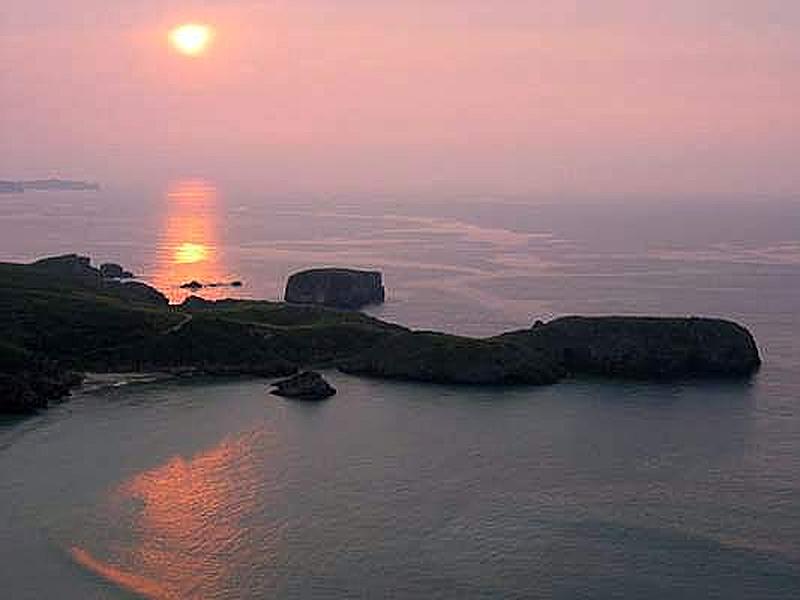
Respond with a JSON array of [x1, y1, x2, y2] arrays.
[[0, 182, 798, 599]]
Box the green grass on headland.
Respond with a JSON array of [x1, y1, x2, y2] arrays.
[[0, 256, 761, 413]]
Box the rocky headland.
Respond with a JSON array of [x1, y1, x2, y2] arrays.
[[0, 255, 761, 413], [32, 254, 167, 306]]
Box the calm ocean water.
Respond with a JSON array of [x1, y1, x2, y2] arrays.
[[0, 184, 798, 598]]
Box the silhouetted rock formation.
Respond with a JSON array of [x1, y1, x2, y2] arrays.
[[0, 344, 83, 413], [499, 316, 761, 379], [271, 371, 337, 400], [0, 369, 84, 413], [33, 254, 99, 279], [100, 262, 133, 279], [285, 268, 385, 309], [341, 317, 760, 384], [179, 280, 244, 291], [30, 254, 167, 307]]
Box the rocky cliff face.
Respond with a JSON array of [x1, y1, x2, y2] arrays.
[[342, 317, 760, 384], [0, 344, 83, 413], [501, 316, 761, 379], [284, 268, 385, 309], [271, 371, 337, 400], [33, 254, 98, 279], [30, 254, 167, 307], [0, 369, 84, 413]]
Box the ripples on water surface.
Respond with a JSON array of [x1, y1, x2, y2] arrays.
[[0, 188, 798, 598], [1, 375, 798, 599]]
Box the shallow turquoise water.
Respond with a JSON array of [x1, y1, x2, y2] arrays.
[[0, 191, 798, 598]]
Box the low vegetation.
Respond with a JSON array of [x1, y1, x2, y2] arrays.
[[0, 256, 762, 413]]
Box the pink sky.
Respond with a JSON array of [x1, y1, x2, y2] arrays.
[[1, 1, 798, 199]]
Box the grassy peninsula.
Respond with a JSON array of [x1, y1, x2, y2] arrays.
[[0, 255, 761, 413]]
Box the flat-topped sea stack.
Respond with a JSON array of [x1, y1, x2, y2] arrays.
[[285, 268, 385, 310]]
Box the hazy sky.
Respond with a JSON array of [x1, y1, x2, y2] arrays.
[[2, 1, 798, 199]]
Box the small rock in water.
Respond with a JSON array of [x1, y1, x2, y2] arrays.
[[284, 268, 385, 309], [270, 371, 336, 401], [179, 280, 242, 290]]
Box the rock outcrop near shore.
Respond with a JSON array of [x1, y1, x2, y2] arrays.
[[271, 371, 337, 400], [285, 268, 385, 309]]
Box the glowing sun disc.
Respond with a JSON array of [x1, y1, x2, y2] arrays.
[[169, 24, 213, 56]]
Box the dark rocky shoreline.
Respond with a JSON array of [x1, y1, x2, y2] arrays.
[[0, 255, 761, 413]]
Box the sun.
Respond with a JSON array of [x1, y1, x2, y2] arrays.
[[169, 24, 213, 57]]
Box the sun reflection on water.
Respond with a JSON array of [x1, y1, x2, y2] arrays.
[[70, 430, 278, 599], [174, 241, 209, 264], [151, 180, 241, 303]]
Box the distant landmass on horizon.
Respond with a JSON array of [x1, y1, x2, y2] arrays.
[[0, 178, 100, 193]]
